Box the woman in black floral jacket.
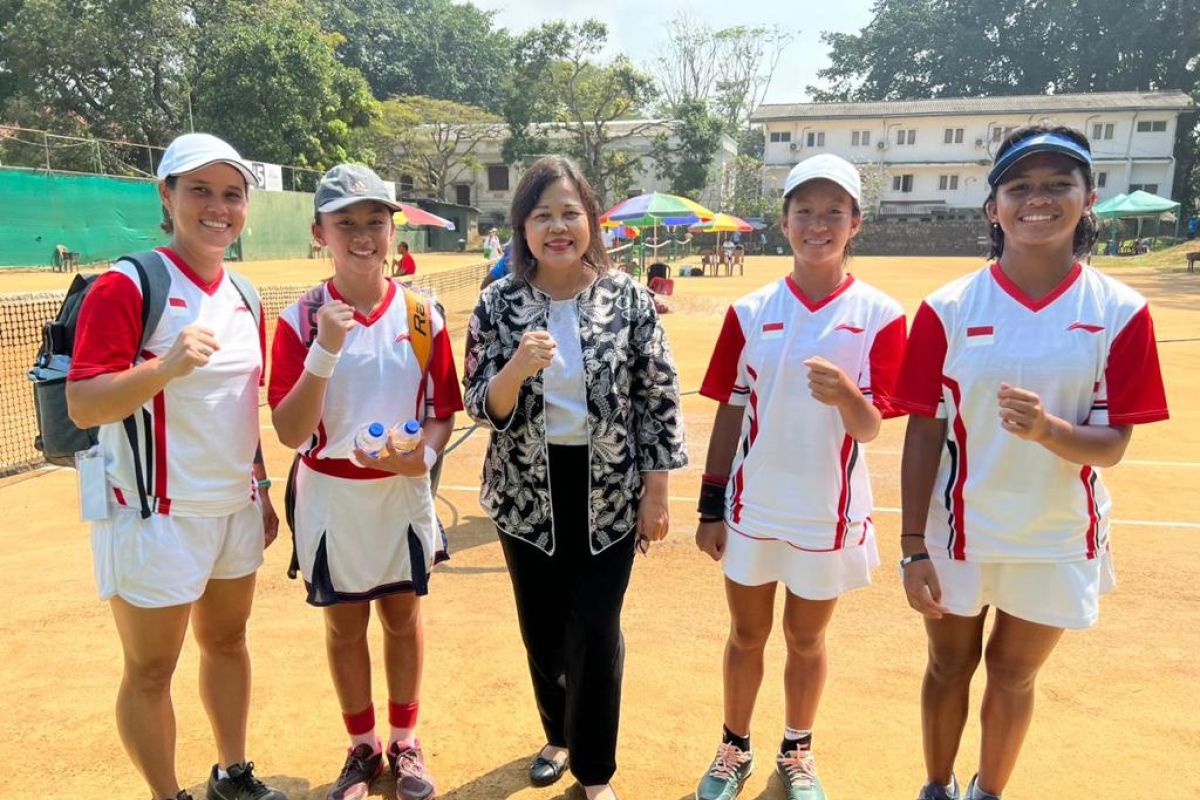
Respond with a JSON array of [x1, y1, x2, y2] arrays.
[[464, 156, 687, 800]]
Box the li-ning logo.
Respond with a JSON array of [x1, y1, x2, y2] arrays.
[[1067, 322, 1105, 333], [834, 323, 865, 334], [395, 332, 411, 345]]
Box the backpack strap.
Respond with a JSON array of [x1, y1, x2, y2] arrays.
[[225, 268, 263, 329], [116, 252, 171, 519], [403, 286, 435, 418]]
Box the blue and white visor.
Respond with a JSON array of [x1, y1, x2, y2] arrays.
[[988, 132, 1093, 187]]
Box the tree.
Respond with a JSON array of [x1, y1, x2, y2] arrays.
[[191, 0, 377, 175], [810, 0, 1199, 206], [652, 12, 796, 133], [649, 98, 726, 198], [500, 20, 658, 204], [358, 95, 504, 200], [1, 0, 194, 146], [317, 0, 511, 112]]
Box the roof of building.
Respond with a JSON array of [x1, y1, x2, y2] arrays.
[[751, 90, 1195, 122]]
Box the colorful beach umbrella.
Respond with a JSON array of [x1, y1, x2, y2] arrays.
[[394, 203, 455, 230], [689, 213, 755, 233], [603, 192, 715, 224]]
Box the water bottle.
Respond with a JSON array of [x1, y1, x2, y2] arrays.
[[391, 419, 422, 453], [352, 422, 389, 466]]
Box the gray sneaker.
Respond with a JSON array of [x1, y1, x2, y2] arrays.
[[965, 775, 1000, 800], [388, 740, 436, 800], [917, 774, 961, 800], [205, 762, 287, 800], [775, 748, 826, 800], [695, 742, 754, 800]]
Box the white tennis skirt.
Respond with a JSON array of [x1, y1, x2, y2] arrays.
[[723, 524, 879, 600], [291, 462, 447, 606]]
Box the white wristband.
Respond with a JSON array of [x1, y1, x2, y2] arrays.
[[422, 446, 438, 472], [304, 341, 341, 379]]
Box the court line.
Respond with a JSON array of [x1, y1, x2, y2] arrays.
[[430, 485, 1200, 531]]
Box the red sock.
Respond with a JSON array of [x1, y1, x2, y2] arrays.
[[343, 704, 378, 750], [388, 700, 419, 748]]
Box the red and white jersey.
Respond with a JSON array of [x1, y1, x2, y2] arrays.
[[68, 247, 265, 516], [700, 274, 907, 550], [894, 262, 1169, 563], [268, 279, 463, 480]]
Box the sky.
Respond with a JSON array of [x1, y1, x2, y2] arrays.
[[471, 0, 877, 106]]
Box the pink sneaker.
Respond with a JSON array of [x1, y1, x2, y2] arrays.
[[387, 740, 436, 800]]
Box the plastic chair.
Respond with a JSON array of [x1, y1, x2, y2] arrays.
[[54, 245, 79, 272]]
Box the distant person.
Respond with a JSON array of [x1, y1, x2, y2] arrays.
[[482, 227, 501, 259], [393, 240, 416, 278], [479, 241, 512, 291], [894, 126, 1168, 800], [1187, 215, 1197, 239]]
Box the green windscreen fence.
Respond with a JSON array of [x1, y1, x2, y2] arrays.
[[0, 168, 328, 267]]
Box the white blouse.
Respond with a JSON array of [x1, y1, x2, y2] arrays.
[[543, 298, 588, 445]]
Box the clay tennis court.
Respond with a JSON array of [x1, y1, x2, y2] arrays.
[[1, 255, 1196, 799]]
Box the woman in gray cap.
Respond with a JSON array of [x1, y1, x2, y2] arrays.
[[66, 132, 286, 800]]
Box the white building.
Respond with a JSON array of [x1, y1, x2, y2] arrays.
[[751, 91, 1194, 216], [398, 120, 739, 228]]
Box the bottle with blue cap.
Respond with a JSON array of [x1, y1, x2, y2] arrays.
[[391, 419, 422, 453], [352, 422, 389, 466]]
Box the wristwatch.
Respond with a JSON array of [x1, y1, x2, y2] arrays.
[[899, 552, 931, 569]]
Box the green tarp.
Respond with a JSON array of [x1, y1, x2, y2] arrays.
[[1093, 190, 1180, 219]]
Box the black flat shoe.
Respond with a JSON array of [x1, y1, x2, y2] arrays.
[[529, 751, 569, 787]]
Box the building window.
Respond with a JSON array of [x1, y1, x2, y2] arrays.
[[1129, 183, 1159, 194], [769, 131, 792, 143], [991, 125, 1015, 143], [1137, 120, 1168, 133], [1097, 171, 1107, 188], [487, 165, 509, 191], [1092, 123, 1115, 140], [892, 174, 914, 193], [398, 173, 415, 193], [896, 129, 917, 145], [806, 131, 825, 147], [455, 184, 471, 206], [944, 127, 964, 144], [851, 130, 871, 146], [938, 175, 959, 191]]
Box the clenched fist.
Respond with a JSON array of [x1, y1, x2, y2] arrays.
[[316, 300, 357, 353], [162, 325, 220, 379]]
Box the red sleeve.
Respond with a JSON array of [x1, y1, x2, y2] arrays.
[[869, 314, 908, 418], [427, 326, 464, 419], [699, 306, 746, 403], [1105, 304, 1169, 424], [67, 271, 143, 381], [267, 318, 306, 409], [402, 253, 416, 276], [892, 302, 947, 417]]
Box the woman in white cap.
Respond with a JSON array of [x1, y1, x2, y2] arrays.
[[269, 163, 462, 800], [893, 126, 1169, 800], [693, 153, 907, 800], [66, 132, 286, 800]]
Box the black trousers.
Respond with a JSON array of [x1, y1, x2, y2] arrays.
[[499, 444, 636, 786]]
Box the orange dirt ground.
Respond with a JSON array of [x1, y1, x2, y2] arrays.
[[0, 256, 1196, 800]]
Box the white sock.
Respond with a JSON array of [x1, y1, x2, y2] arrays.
[[350, 731, 380, 752], [390, 726, 416, 750], [216, 765, 231, 780]]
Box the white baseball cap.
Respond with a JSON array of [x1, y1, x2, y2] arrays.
[[156, 133, 259, 188], [783, 153, 861, 206]]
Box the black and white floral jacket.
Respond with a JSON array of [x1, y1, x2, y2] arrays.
[[463, 270, 688, 555]]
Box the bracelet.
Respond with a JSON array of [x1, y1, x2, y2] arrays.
[[899, 552, 931, 569], [422, 446, 438, 472], [900, 533, 925, 538], [699, 515, 723, 523], [256, 478, 272, 491], [303, 341, 341, 379]]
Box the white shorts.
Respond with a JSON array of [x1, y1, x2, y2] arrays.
[[91, 500, 264, 608], [932, 551, 1117, 629], [292, 462, 447, 606], [723, 525, 880, 600]]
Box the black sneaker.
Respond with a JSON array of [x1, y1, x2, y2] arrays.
[[326, 744, 383, 800], [206, 762, 288, 800]]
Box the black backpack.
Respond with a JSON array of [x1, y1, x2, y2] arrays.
[[28, 252, 261, 517]]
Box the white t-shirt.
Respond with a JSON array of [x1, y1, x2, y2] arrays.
[[268, 279, 463, 480], [700, 274, 907, 550], [543, 299, 588, 445], [69, 248, 265, 516], [894, 262, 1169, 563]]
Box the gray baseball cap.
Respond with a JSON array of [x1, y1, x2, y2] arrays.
[[314, 164, 404, 214]]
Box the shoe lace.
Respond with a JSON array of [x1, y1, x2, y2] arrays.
[[777, 749, 817, 788], [707, 742, 750, 781], [232, 762, 271, 797], [338, 748, 370, 781], [393, 746, 429, 780]]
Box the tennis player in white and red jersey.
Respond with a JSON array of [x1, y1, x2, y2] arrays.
[[693, 154, 907, 800], [66, 133, 286, 800], [893, 126, 1169, 800], [269, 164, 462, 800]]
